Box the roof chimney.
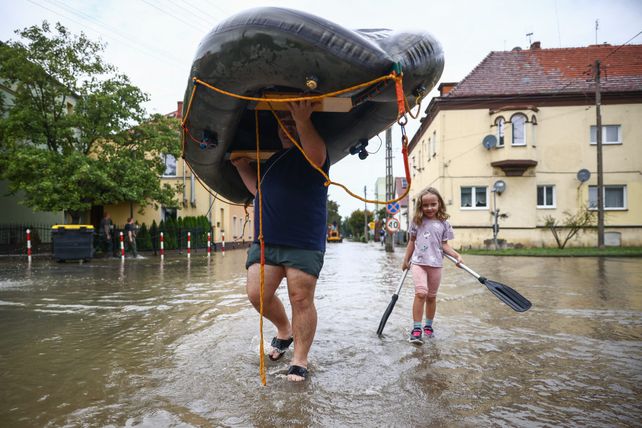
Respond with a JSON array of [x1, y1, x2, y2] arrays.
[[176, 101, 184, 119], [530, 41, 541, 50], [438, 82, 458, 97]]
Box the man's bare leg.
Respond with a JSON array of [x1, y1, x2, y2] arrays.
[[246, 264, 292, 358], [285, 267, 318, 381]]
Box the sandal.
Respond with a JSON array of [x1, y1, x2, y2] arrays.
[[287, 365, 308, 381], [268, 336, 293, 361]]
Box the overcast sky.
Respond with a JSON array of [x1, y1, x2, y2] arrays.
[[2, 0, 641, 217]]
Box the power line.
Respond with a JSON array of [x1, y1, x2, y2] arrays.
[[603, 29, 642, 60], [27, 0, 185, 68], [140, 0, 209, 32], [184, 0, 230, 20], [160, 0, 214, 31], [178, 0, 224, 27]]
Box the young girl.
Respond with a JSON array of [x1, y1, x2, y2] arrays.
[[402, 187, 462, 344]]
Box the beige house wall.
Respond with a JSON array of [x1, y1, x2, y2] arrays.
[[409, 103, 642, 248], [107, 158, 254, 244]]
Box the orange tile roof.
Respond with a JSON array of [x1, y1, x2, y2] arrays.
[[448, 44, 642, 97]]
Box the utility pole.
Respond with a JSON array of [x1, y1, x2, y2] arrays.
[[385, 128, 394, 252], [363, 185, 368, 242], [595, 59, 605, 248]]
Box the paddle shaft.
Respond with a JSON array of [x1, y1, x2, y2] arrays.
[[376, 267, 410, 336], [444, 253, 532, 312], [444, 254, 482, 281]]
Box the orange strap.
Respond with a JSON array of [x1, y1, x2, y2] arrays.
[[255, 109, 267, 386]]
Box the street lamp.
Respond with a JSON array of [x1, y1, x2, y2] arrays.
[[492, 180, 506, 250]]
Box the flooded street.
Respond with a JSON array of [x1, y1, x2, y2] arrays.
[[1, 242, 641, 427]]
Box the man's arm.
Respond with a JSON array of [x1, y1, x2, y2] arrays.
[[287, 101, 326, 167], [231, 158, 258, 196]]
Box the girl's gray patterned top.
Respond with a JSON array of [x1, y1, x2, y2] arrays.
[[409, 218, 454, 267]]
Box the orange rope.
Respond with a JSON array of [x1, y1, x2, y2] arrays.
[[272, 110, 413, 205], [255, 109, 267, 386], [191, 73, 399, 105], [181, 69, 413, 206]]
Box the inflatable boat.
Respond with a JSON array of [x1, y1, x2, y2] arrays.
[[182, 7, 444, 203]]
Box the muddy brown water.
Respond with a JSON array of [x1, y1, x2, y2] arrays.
[[0, 243, 640, 427]]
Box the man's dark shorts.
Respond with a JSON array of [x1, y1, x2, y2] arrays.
[[245, 243, 325, 278]]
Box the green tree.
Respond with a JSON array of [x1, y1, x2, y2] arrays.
[[327, 199, 341, 230], [345, 209, 373, 240], [0, 22, 182, 221]]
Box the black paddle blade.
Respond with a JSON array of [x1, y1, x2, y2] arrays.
[[482, 279, 532, 312], [376, 294, 399, 336]]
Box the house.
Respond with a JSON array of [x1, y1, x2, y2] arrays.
[[105, 101, 254, 247], [408, 42, 642, 248]]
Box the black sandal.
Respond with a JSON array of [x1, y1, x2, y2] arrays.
[[287, 365, 308, 381], [268, 336, 293, 361]]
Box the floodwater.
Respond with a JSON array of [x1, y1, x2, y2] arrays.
[[0, 243, 641, 427]]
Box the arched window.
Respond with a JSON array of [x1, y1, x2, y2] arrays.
[[494, 117, 505, 147], [511, 114, 527, 146]]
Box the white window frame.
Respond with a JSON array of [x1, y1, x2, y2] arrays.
[[590, 125, 621, 145], [162, 154, 177, 177], [460, 186, 488, 210], [537, 185, 556, 209], [588, 185, 627, 210], [511, 114, 527, 146], [495, 117, 505, 147]]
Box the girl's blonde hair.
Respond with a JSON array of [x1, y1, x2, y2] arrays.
[[412, 187, 449, 225]]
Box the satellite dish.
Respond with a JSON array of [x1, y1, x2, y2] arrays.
[[482, 135, 497, 150], [493, 180, 506, 194], [577, 169, 591, 182]]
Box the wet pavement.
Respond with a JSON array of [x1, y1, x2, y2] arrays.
[[0, 243, 641, 427]]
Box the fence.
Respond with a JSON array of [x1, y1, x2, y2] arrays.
[[0, 224, 54, 255], [0, 223, 244, 256]]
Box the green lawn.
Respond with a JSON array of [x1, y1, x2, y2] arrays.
[[462, 246, 642, 257]]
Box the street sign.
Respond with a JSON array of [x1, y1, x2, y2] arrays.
[[368, 221, 375, 230], [386, 217, 400, 233], [386, 202, 400, 215]]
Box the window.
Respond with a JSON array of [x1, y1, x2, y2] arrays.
[[232, 216, 238, 237], [461, 186, 487, 208], [590, 125, 621, 145], [537, 185, 556, 208], [432, 130, 437, 156], [427, 137, 431, 161], [511, 114, 526, 146], [589, 185, 627, 210], [163, 154, 177, 176], [495, 117, 505, 147], [161, 207, 177, 221]]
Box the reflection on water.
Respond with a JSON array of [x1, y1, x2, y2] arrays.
[[0, 244, 641, 427]]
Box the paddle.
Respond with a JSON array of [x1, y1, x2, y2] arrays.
[[444, 254, 532, 312], [376, 266, 411, 336]]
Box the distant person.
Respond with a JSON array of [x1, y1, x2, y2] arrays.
[[401, 187, 462, 344], [231, 100, 329, 382], [379, 228, 385, 246], [124, 217, 138, 258], [99, 212, 113, 256]]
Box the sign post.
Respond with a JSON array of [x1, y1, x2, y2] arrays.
[[386, 217, 401, 234]]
